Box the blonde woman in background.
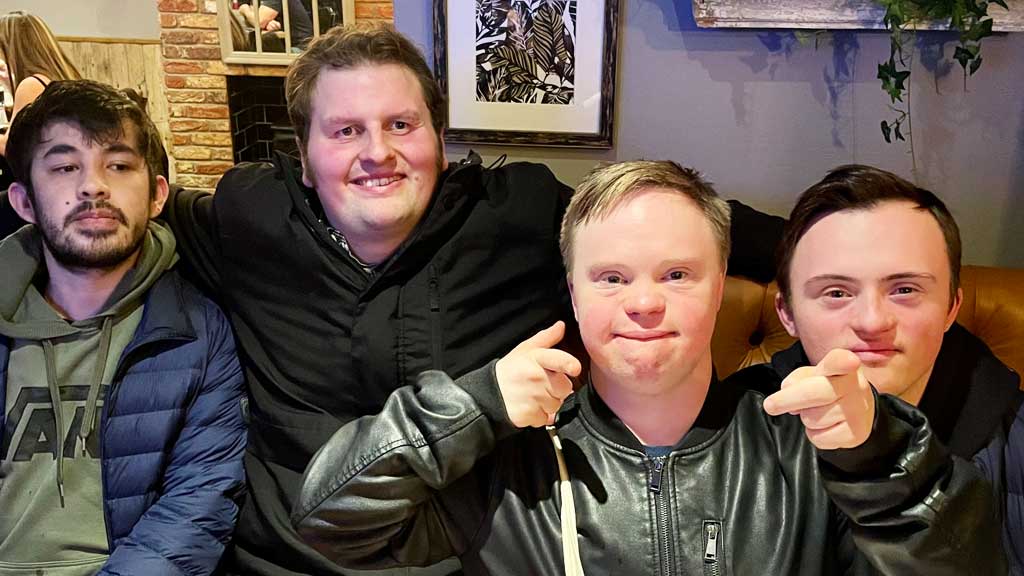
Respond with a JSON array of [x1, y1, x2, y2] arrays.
[[0, 10, 82, 156]]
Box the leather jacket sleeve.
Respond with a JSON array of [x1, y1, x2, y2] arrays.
[[292, 362, 516, 570], [819, 393, 1008, 575]]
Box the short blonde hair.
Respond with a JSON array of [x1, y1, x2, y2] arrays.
[[560, 160, 731, 273]]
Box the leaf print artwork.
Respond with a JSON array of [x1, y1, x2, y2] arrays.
[[475, 0, 577, 105]]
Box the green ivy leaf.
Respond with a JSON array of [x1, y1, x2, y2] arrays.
[[881, 120, 892, 143], [964, 18, 994, 41], [954, 45, 973, 69], [895, 124, 905, 141], [970, 54, 984, 74]]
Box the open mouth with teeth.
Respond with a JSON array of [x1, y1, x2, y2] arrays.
[[352, 175, 404, 188]]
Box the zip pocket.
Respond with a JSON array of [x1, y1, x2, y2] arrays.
[[703, 520, 722, 576], [428, 266, 443, 369]]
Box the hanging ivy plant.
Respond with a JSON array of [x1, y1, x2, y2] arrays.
[[875, 0, 1007, 144]]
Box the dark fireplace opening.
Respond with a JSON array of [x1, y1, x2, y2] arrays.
[[227, 75, 297, 164]]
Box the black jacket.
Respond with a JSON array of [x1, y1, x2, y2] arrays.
[[770, 323, 1024, 573], [293, 364, 1006, 575], [164, 152, 574, 575]]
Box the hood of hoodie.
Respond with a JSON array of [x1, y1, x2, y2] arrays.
[[0, 221, 178, 339], [0, 220, 177, 509]]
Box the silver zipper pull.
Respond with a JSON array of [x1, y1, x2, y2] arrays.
[[704, 523, 719, 561]]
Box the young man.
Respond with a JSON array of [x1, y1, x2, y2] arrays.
[[763, 164, 1024, 570], [0, 80, 246, 575], [292, 160, 1003, 575]]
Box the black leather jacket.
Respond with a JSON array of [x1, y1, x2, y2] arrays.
[[293, 363, 1005, 575]]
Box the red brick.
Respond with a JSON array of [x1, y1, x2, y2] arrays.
[[195, 162, 235, 175], [164, 61, 204, 74], [162, 30, 201, 45], [165, 75, 187, 89], [169, 119, 205, 132], [182, 46, 223, 60], [355, 2, 393, 20], [159, 0, 198, 13], [184, 75, 226, 89], [172, 134, 192, 146], [162, 45, 183, 59], [160, 13, 178, 28], [193, 132, 233, 146], [177, 104, 230, 119], [175, 146, 213, 160], [176, 13, 218, 29]]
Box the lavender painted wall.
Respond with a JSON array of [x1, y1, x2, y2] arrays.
[[397, 0, 1023, 267]]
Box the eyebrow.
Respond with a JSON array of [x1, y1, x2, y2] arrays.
[[322, 110, 422, 125], [805, 272, 938, 284], [42, 143, 78, 159], [41, 141, 140, 159], [585, 258, 702, 274]]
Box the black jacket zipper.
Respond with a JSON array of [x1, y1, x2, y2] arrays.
[[703, 520, 722, 576], [649, 456, 671, 575]]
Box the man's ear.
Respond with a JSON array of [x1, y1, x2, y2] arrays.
[[8, 182, 38, 225], [945, 287, 964, 332], [775, 292, 800, 338], [149, 175, 170, 219], [439, 128, 449, 171], [567, 276, 578, 321], [296, 137, 314, 188]]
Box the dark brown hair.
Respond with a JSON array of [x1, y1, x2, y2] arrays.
[[6, 79, 168, 197], [777, 164, 961, 305]]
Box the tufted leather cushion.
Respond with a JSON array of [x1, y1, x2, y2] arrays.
[[712, 265, 1024, 385]]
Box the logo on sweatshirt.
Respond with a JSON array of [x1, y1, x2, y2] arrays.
[[1, 385, 110, 461]]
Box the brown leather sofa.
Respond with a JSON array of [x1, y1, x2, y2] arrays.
[[712, 265, 1024, 386]]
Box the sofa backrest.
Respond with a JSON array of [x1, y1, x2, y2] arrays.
[[712, 265, 1024, 386]]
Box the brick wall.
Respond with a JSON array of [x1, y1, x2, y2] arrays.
[[157, 0, 393, 190]]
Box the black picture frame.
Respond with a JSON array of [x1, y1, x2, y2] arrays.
[[433, 0, 619, 148]]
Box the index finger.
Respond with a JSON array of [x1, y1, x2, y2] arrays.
[[532, 348, 582, 378], [816, 349, 861, 378], [763, 375, 836, 416]]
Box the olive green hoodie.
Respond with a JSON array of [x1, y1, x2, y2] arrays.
[[0, 222, 177, 574]]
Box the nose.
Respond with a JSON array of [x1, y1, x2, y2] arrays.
[[624, 282, 666, 319], [850, 292, 896, 335], [358, 127, 396, 165], [77, 165, 111, 201]]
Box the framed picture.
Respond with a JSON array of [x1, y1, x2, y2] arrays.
[[433, 0, 619, 148]]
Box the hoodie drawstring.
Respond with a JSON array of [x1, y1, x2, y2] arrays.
[[39, 316, 113, 509], [41, 339, 65, 508], [80, 316, 113, 452], [548, 426, 584, 576]]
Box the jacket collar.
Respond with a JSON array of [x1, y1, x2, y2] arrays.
[[918, 322, 1022, 458], [769, 324, 1022, 459], [116, 270, 196, 368], [571, 373, 740, 455]]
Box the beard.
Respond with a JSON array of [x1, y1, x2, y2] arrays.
[[36, 200, 149, 269]]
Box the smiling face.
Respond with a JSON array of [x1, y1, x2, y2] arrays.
[[300, 63, 446, 264], [568, 188, 726, 397], [10, 120, 167, 269], [776, 200, 961, 403]]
